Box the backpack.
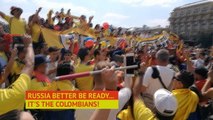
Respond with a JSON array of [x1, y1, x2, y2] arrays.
[[151, 66, 167, 89]]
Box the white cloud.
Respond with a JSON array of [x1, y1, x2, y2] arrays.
[[31, 0, 96, 16], [102, 13, 130, 27], [118, 0, 180, 7], [146, 18, 169, 27], [103, 13, 129, 20]]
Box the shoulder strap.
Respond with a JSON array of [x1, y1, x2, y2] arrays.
[[152, 66, 167, 90]]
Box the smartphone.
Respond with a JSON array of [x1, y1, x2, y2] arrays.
[[12, 35, 24, 48], [124, 53, 135, 76]]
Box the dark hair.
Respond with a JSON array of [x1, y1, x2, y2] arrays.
[[78, 48, 89, 61], [60, 49, 72, 61], [56, 63, 74, 76], [199, 52, 205, 57], [94, 49, 100, 58], [155, 111, 175, 120], [0, 109, 21, 120], [10, 7, 23, 16], [17, 46, 25, 56], [194, 67, 208, 79], [94, 24, 100, 29], [177, 71, 194, 88], [169, 55, 177, 65]]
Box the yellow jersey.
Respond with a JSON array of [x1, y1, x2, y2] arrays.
[[31, 24, 41, 43], [117, 99, 156, 120], [4, 15, 26, 35], [8, 59, 25, 84], [172, 89, 199, 120], [75, 64, 94, 90], [0, 74, 31, 115]]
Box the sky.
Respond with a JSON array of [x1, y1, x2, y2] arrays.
[[0, 0, 198, 28]]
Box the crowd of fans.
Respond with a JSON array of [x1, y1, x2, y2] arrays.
[[0, 6, 213, 120]]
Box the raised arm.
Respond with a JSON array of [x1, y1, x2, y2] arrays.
[[47, 9, 54, 26], [88, 16, 94, 25], [28, 7, 42, 27], [134, 63, 147, 99], [0, 11, 5, 18], [0, 35, 34, 113], [202, 69, 213, 99], [1, 48, 17, 84], [89, 66, 117, 120], [21, 34, 34, 77]]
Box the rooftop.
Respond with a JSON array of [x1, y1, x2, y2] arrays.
[[177, 0, 213, 9]]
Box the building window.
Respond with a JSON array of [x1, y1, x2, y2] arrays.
[[201, 7, 208, 13], [186, 10, 191, 15], [193, 8, 200, 14]]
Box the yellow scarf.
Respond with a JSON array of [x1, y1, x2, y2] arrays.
[[172, 89, 199, 120]]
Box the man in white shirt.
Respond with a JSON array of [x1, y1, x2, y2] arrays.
[[192, 52, 205, 68], [47, 47, 59, 81], [141, 49, 175, 111]]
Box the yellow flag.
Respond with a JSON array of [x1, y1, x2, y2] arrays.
[[41, 28, 63, 48]]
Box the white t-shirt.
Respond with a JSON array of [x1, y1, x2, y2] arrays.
[[75, 88, 131, 120], [192, 59, 204, 68], [142, 65, 175, 96]]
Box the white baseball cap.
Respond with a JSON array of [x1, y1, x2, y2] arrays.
[[154, 89, 177, 117]]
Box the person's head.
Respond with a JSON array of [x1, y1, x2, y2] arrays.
[[197, 52, 205, 59], [156, 49, 170, 66], [113, 55, 124, 67], [56, 63, 74, 76], [39, 43, 48, 55], [169, 55, 177, 65], [48, 46, 59, 62], [34, 54, 48, 74], [28, 14, 40, 24], [93, 61, 112, 90], [94, 24, 100, 30], [194, 67, 208, 80], [78, 48, 90, 63], [63, 50, 72, 62], [154, 89, 177, 120], [172, 71, 194, 89], [17, 46, 27, 60], [79, 15, 86, 23], [199, 52, 206, 59], [0, 110, 34, 120], [94, 49, 105, 62], [10, 6, 23, 18]]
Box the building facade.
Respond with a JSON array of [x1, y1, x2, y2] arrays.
[[169, 0, 213, 41]]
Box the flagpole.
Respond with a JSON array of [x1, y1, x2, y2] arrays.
[[55, 65, 138, 80]]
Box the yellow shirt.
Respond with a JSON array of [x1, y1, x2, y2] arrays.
[[117, 99, 156, 120], [117, 106, 133, 120], [4, 15, 26, 35], [31, 24, 41, 43], [30, 78, 76, 91], [50, 80, 76, 91], [172, 89, 199, 120], [0, 74, 31, 115], [8, 59, 24, 83], [30, 78, 51, 91], [75, 64, 94, 90], [9, 59, 25, 84]]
